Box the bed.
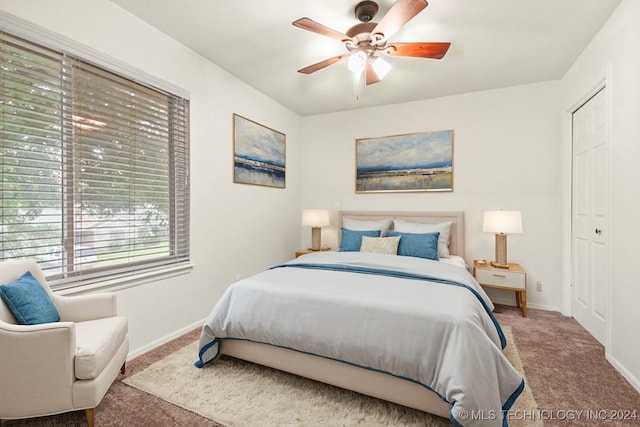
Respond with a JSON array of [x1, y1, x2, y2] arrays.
[[196, 211, 524, 427]]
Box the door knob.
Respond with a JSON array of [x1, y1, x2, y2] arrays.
[[595, 228, 602, 235]]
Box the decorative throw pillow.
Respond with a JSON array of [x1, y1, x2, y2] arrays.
[[0, 271, 60, 325], [338, 228, 381, 252], [393, 220, 453, 258], [387, 231, 439, 260], [360, 236, 401, 255]]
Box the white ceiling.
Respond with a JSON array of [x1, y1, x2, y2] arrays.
[[109, 0, 621, 116]]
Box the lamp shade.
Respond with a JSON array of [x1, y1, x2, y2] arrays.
[[301, 209, 330, 227], [483, 211, 523, 234]]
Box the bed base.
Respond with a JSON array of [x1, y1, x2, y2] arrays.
[[220, 339, 452, 419]]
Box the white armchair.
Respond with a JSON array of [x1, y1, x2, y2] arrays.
[[0, 259, 129, 426]]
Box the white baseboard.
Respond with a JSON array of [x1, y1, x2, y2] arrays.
[[523, 302, 560, 312], [490, 295, 560, 313], [606, 353, 640, 394], [126, 318, 206, 360]]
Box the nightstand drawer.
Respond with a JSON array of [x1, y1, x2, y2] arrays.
[[475, 269, 525, 290]]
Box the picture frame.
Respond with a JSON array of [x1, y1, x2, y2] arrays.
[[355, 129, 453, 193], [233, 114, 286, 188]]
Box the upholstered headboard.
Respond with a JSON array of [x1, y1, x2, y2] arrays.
[[337, 211, 465, 259]]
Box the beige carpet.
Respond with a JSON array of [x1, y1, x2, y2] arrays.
[[124, 326, 541, 426]]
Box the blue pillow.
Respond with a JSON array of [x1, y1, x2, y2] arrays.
[[0, 271, 60, 325], [339, 228, 381, 252], [387, 231, 440, 260]]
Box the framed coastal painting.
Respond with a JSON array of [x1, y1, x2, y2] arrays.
[[355, 129, 453, 193], [233, 114, 286, 188]]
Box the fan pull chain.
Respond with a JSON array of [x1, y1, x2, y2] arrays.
[[355, 69, 365, 101]]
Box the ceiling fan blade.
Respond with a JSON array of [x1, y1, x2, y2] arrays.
[[385, 42, 451, 59], [292, 17, 351, 42], [297, 54, 350, 74], [365, 63, 382, 86], [372, 0, 428, 42]]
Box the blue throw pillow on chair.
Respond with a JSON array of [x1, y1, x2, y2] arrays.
[[0, 271, 60, 325]]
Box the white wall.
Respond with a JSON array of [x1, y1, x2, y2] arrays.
[[0, 0, 303, 355], [559, 0, 640, 391], [301, 82, 563, 310]]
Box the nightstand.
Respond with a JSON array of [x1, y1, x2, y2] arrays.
[[474, 263, 527, 317], [295, 248, 332, 258], [295, 249, 312, 258]]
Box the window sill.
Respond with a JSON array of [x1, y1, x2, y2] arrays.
[[55, 263, 195, 296]]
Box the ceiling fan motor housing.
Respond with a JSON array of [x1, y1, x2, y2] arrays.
[[355, 1, 379, 22], [346, 22, 377, 39]]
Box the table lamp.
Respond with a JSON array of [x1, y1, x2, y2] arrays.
[[482, 210, 523, 268], [302, 209, 330, 251]]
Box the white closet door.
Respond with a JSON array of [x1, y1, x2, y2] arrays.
[[571, 87, 609, 345]]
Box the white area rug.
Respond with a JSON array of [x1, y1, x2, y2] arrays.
[[124, 326, 540, 426]]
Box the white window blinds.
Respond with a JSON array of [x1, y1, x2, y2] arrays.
[[1, 30, 190, 290]]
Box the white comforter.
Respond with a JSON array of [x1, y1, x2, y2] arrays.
[[197, 251, 524, 427]]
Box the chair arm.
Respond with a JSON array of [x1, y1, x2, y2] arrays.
[[0, 321, 76, 416], [52, 292, 118, 322]]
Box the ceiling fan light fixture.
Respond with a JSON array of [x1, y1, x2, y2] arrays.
[[372, 56, 391, 79], [348, 51, 368, 73]]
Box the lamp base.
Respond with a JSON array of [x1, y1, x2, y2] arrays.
[[492, 233, 510, 269], [309, 227, 322, 251], [490, 261, 510, 269]]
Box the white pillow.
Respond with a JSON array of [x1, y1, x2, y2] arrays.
[[439, 255, 467, 269], [393, 220, 453, 258], [360, 236, 401, 255], [342, 217, 393, 236]]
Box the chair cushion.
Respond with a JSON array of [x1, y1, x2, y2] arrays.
[[0, 271, 60, 325], [74, 316, 128, 380]]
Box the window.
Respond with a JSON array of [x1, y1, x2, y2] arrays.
[[1, 30, 190, 290]]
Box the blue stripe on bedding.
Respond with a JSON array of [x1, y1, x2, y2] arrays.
[[194, 338, 220, 368], [271, 262, 507, 349]]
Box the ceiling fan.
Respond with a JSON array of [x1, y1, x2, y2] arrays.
[[293, 0, 451, 86]]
